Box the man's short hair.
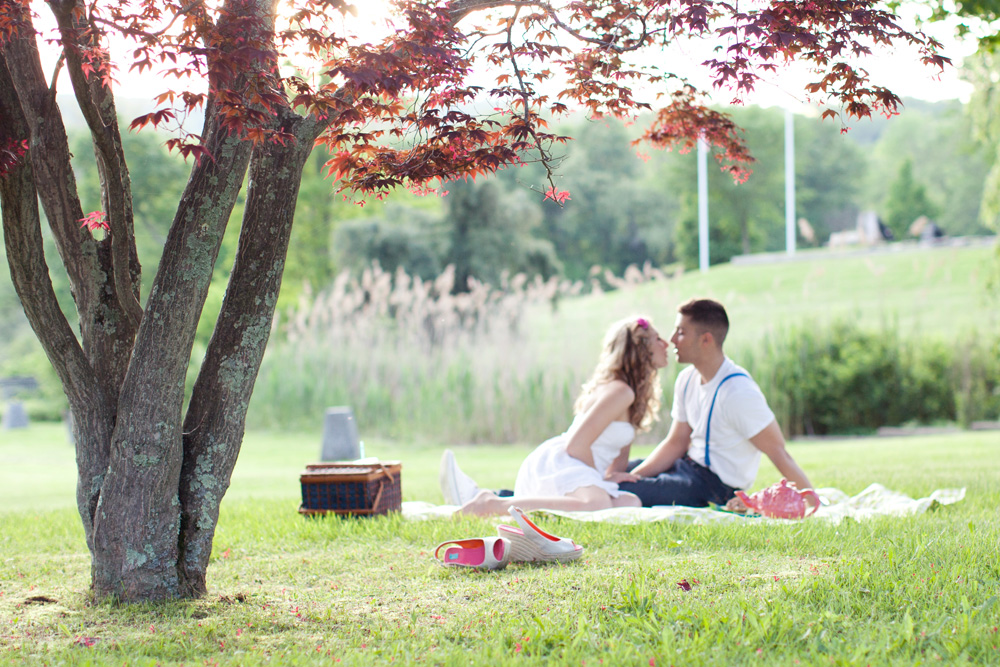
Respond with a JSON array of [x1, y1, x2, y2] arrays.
[[678, 298, 729, 347]]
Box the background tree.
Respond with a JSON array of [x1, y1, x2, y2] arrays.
[[795, 116, 867, 244], [536, 119, 678, 278], [960, 50, 1000, 232], [442, 179, 557, 291], [280, 149, 340, 300], [328, 179, 557, 288], [333, 205, 444, 279], [673, 106, 785, 266], [882, 157, 941, 239], [924, 0, 1000, 238], [1, 0, 947, 602], [861, 102, 989, 237]]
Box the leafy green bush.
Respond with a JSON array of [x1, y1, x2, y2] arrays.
[[952, 331, 1000, 427], [747, 321, 997, 437]]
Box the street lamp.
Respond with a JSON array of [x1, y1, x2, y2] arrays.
[[698, 137, 709, 272]]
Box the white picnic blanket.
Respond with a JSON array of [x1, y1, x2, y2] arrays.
[[401, 483, 966, 525]]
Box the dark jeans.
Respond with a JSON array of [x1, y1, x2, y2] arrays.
[[618, 456, 738, 508]]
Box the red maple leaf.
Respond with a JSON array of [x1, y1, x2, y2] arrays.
[[0, 138, 28, 177], [543, 187, 571, 204], [79, 211, 110, 234]]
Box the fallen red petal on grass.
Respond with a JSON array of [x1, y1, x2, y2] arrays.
[[676, 579, 692, 591]]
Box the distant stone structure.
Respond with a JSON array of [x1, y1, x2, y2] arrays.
[[797, 218, 816, 245], [909, 215, 930, 237], [828, 210, 893, 248], [0, 376, 37, 430], [909, 215, 946, 243], [2, 401, 29, 429]]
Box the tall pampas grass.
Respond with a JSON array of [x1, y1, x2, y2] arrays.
[[249, 263, 602, 443]]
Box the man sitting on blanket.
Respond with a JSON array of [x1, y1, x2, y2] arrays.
[[614, 298, 814, 510]]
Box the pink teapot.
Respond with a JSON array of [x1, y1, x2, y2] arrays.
[[735, 478, 820, 519]]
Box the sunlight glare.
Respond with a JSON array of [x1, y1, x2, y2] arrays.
[[340, 0, 398, 43]]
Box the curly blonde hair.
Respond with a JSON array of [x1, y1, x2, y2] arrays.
[[573, 316, 662, 432]]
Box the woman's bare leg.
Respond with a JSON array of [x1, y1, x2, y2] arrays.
[[461, 486, 623, 517]]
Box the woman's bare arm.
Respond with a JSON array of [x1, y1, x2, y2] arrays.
[[564, 381, 634, 468]]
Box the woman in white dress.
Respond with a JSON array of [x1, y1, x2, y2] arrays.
[[458, 316, 669, 516]]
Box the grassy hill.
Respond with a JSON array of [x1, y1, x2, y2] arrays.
[[524, 240, 999, 372]]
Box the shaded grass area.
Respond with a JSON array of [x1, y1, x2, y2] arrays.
[[1, 425, 999, 665]]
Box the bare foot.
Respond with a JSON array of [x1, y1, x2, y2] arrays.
[[460, 490, 508, 517]]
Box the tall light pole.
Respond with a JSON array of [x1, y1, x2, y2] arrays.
[[784, 108, 796, 256], [698, 137, 709, 272]]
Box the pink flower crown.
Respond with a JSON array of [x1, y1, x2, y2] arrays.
[[636, 317, 649, 330]]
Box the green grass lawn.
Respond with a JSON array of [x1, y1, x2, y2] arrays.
[[1, 423, 998, 665]]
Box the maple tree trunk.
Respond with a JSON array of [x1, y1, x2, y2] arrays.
[[177, 113, 319, 596], [89, 107, 254, 600]]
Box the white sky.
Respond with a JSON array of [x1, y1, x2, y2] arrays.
[[32, 1, 979, 110], [744, 13, 981, 110]]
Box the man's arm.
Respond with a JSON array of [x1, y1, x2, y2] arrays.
[[748, 420, 813, 490], [629, 420, 693, 477]]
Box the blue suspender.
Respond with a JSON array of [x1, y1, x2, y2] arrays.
[[684, 371, 748, 469]]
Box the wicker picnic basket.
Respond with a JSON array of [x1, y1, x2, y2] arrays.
[[298, 461, 402, 517]]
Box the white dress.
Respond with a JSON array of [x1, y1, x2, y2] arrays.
[[513, 414, 636, 498]]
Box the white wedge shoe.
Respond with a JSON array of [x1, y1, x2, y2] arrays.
[[497, 506, 584, 563]]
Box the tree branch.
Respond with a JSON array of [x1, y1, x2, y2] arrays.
[[3, 8, 101, 331], [91, 2, 206, 40], [450, 0, 651, 52], [49, 0, 143, 328], [4, 1, 139, 401], [1, 52, 113, 553]]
